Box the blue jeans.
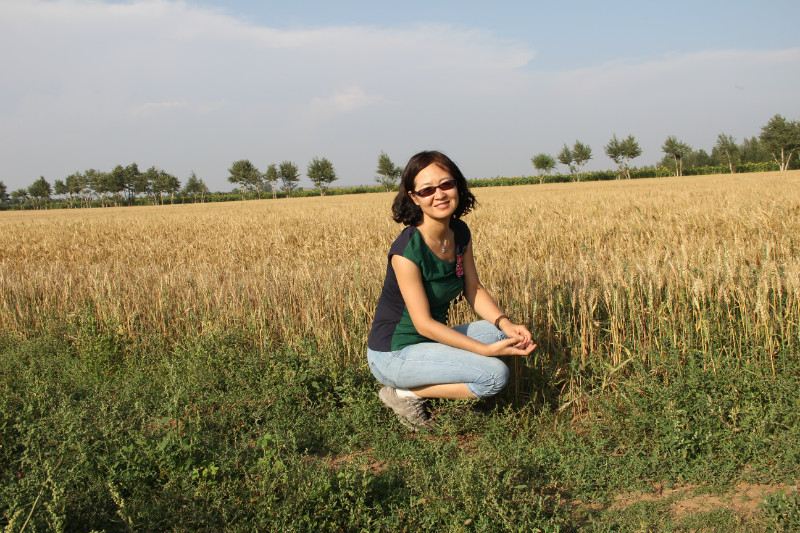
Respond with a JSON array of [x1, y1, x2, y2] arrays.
[[366, 320, 510, 399]]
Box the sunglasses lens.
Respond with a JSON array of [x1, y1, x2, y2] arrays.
[[414, 180, 456, 197]]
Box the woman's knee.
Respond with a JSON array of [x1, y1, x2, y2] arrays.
[[463, 320, 506, 343], [469, 358, 510, 399]]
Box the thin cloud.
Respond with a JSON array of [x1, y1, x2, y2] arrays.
[[307, 86, 385, 122]]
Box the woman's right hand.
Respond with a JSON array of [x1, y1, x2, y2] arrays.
[[481, 337, 536, 357]]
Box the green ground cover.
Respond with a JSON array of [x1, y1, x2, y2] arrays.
[[1, 327, 798, 531]]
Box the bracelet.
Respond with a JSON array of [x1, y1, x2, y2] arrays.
[[494, 314, 509, 329]]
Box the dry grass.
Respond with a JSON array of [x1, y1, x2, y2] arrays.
[[2, 170, 799, 406]]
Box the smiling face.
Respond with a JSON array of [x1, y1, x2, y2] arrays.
[[409, 163, 459, 222]]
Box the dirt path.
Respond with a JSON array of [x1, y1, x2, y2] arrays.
[[605, 481, 798, 519]]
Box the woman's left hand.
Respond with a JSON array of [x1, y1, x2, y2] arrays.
[[500, 322, 534, 349]]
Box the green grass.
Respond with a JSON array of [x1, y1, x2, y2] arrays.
[[1, 328, 798, 531]]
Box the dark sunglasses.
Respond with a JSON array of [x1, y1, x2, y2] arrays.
[[411, 179, 457, 197]]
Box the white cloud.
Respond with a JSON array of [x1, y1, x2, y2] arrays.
[[306, 86, 385, 123], [0, 0, 798, 190]]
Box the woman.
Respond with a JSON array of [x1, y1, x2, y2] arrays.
[[367, 150, 536, 430]]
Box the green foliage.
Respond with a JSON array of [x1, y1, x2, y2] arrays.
[[761, 491, 800, 532], [181, 172, 209, 202], [227, 159, 262, 199], [557, 143, 574, 172], [375, 152, 402, 191], [278, 160, 300, 196], [27, 176, 52, 208], [0, 180, 7, 207], [151, 168, 180, 204], [760, 114, 800, 171], [531, 153, 556, 177], [10, 188, 28, 205], [307, 156, 337, 195], [122, 163, 142, 204], [571, 141, 592, 175], [53, 179, 67, 197], [108, 164, 127, 201], [1, 330, 798, 530], [557, 141, 592, 180], [714, 133, 740, 173], [661, 136, 692, 176], [605, 134, 641, 179], [740, 136, 771, 164], [264, 163, 279, 199]]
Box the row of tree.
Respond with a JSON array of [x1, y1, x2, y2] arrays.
[[3, 115, 797, 210], [0, 164, 211, 209], [226, 152, 405, 199], [0, 151, 405, 209], [227, 158, 334, 199], [532, 114, 800, 180]]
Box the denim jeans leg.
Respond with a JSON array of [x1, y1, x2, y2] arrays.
[[366, 320, 510, 399]]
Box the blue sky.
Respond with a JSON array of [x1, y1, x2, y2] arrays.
[[1, 0, 799, 191], [196, 0, 800, 69]]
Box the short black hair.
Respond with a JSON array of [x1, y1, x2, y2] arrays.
[[391, 150, 477, 225]]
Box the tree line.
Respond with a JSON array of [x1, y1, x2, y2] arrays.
[[0, 164, 206, 210], [0, 152, 406, 210], [2, 115, 798, 210], [531, 114, 800, 181]]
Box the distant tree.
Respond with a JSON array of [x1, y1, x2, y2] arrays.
[[692, 149, 714, 168], [64, 172, 83, 207], [182, 171, 209, 202], [141, 166, 160, 204], [571, 141, 592, 179], [264, 164, 279, 199], [130, 167, 150, 200], [28, 176, 52, 209], [91, 170, 119, 206], [152, 170, 180, 204], [164, 171, 181, 204], [108, 165, 127, 204], [557, 144, 575, 178], [739, 136, 770, 164], [54, 179, 68, 201], [759, 114, 800, 172], [375, 152, 402, 191], [307, 157, 337, 196], [605, 134, 641, 179], [11, 188, 28, 206], [662, 136, 692, 176], [0, 181, 8, 206], [671, 148, 714, 170], [558, 141, 592, 181], [80, 169, 101, 204], [228, 159, 261, 199], [122, 163, 141, 204], [278, 160, 300, 196], [531, 153, 556, 179], [714, 134, 739, 174]]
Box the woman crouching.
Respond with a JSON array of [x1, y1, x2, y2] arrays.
[[366, 150, 536, 430]]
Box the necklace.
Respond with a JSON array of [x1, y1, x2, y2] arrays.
[[419, 226, 452, 255]]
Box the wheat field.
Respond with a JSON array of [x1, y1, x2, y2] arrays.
[[2, 171, 798, 406]]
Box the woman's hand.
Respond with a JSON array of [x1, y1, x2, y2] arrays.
[[500, 321, 533, 348], [481, 337, 536, 357]]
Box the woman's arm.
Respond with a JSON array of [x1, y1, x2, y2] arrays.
[[461, 242, 533, 347], [392, 254, 533, 357]]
